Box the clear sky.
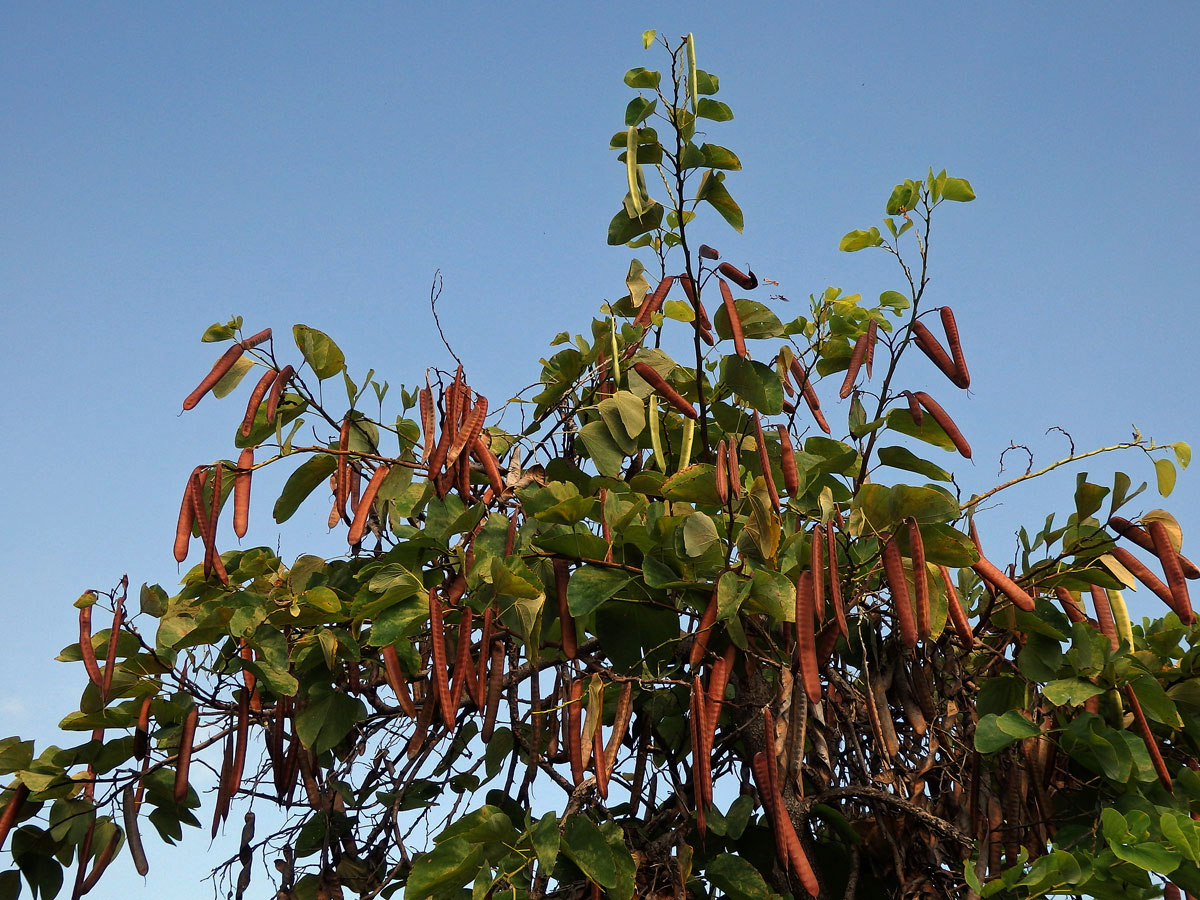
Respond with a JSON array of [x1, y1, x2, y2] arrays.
[[2, 3, 1198, 895]]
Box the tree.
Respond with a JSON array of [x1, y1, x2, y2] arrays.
[[1, 29, 1197, 900]]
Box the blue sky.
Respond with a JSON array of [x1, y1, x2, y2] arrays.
[[2, 3, 1198, 894]]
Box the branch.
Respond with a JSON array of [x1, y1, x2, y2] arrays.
[[796, 785, 973, 848], [962, 440, 1151, 513]]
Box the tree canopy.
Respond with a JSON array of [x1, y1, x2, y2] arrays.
[[2, 31, 1199, 900]]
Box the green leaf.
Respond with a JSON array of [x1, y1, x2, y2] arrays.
[[624, 97, 656, 127], [598, 391, 646, 443], [706, 853, 773, 900], [697, 98, 733, 121], [1110, 841, 1180, 874], [975, 711, 1039, 753], [723, 356, 783, 415], [370, 595, 429, 647], [623, 67, 660, 89], [700, 143, 741, 170], [1174, 441, 1192, 469], [941, 177, 976, 202], [531, 812, 560, 873], [694, 69, 719, 95], [567, 567, 631, 617], [273, 454, 338, 523], [839, 228, 884, 252], [682, 512, 720, 558], [292, 324, 345, 380], [697, 172, 743, 233], [713, 299, 783, 341], [1156, 457, 1177, 497], [212, 355, 254, 399], [561, 815, 617, 888], [1131, 675, 1183, 728], [662, 464, 724, 506], [876, 445, 952, 482], [139, 583, 167, 618], [886, 407, 957, 452], [1043, 678, 1104, 707], [641, 30, 656, 50], [405, 836, 486, 900], [607, 202, 664, 246], [202, 319, 239, 342], [577, 421, 627, 478], [295, 691, 366, 754], [1162, 813, 1200, 862]]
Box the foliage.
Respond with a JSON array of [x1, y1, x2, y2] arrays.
[[2, 30, 1198, 900]]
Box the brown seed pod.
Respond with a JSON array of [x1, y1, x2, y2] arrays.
[[381, 645, 417, 718], [794, 570, 822, 705], [1150, 520, 1194, 623], [78, 602, 104, 689], [346, 463, 390, 546], [418, 382, 436, 462], [912, 391, 971, 458], [698, 244, 720, 260], [972, 556, 1036, 612], [471, 437, 506, 497], [173, 706, 199, 805], [78, 827, 122, 895], [1109, 516, 1200, 579], [240, 368, 278, 437], [481, 638, 506, 742], [133, 695, 153, 760], [777, 426, 799, 496], [229, 687, 250, 799], [882, 533, 917, 650], [906, 516, 930, 640], [911, 320, 960, 386], [632, 362, 698, 419], [0, 782, 30, 852], [753, 413, 781, 513], [905, 390, 924, 426], [173, 466, 205, 563], [122, 784, 149, 876], [705, 646, 736, 745], [1089, 585, 1119, 651], [604, 681, 634, 772], [864, 319, 878, 379], [232, 447, 253, 539], [1125, 684, 1172, 790], [1054, 586, 1088, 624], [718, 279, 748, 358], [445, 394, 488, 470], [593, 711, 610, 800], [554, 558, 577, 660], [632, 275, 675, 328], [788, 357, 831, 434], [689, 587, 720, 669], [449, 606, 474, 709], [717, 262, 758, 290], [839, 332, 870, 399], [183, 346, 245, 411], [100, 599, 125, 702], [941, 566, 974, 644], [692, 676, 713, 808], [727, 439, 742, 499], [265, 365, 294, 424], [473, 606, 493, 709], [826, 522, 849, 638], [751, 751, 789, 869], [1107, 545, 1191, 622], [203, 463, 228, 585], [715, 439, 730, 505], [428, 588, 455, 730], [568, 679, 584, 786], [940, 306, 971, 388]]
